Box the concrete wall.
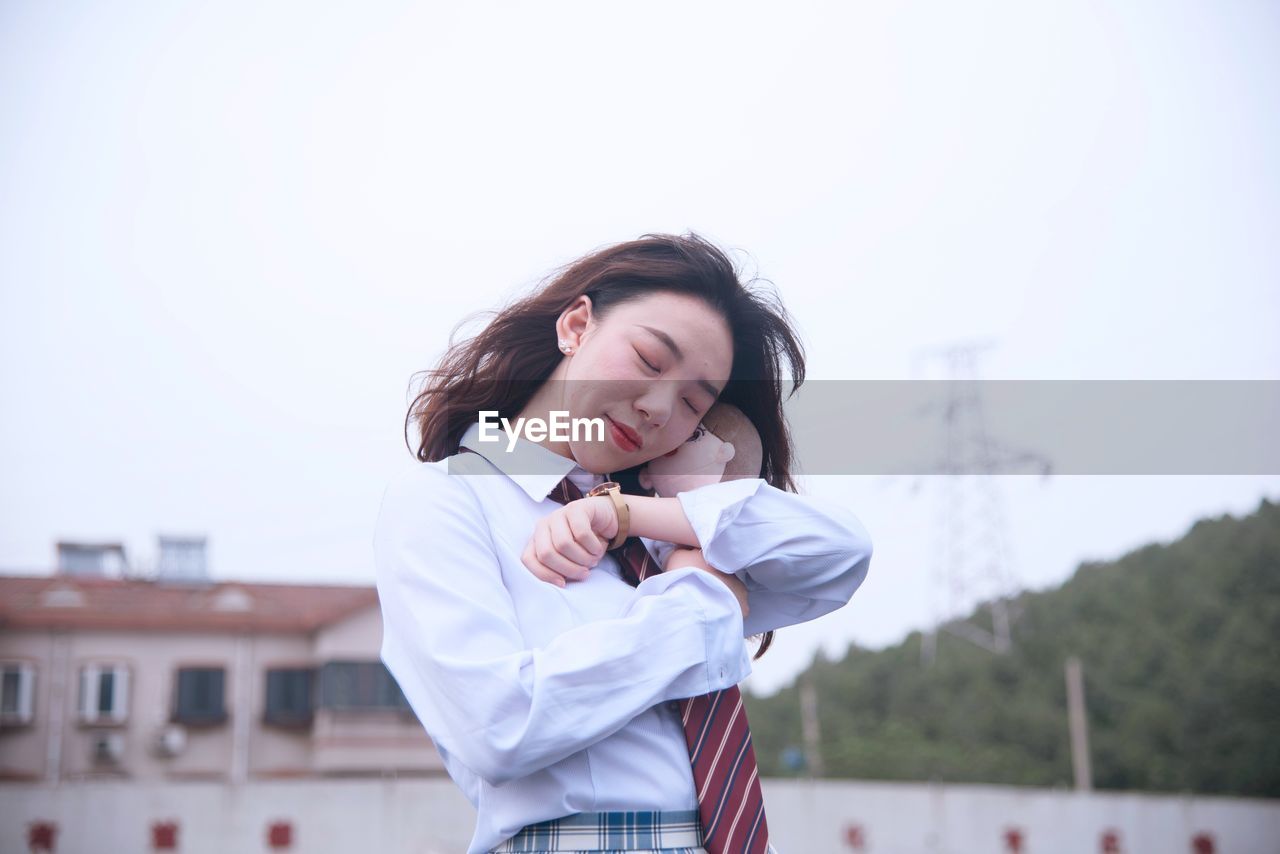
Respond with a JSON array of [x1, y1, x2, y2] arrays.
[[2, 777, 1276, 854], [762, 778, 1280, 854]]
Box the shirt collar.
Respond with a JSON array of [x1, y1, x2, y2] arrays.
[[458, 418, 606, 502]]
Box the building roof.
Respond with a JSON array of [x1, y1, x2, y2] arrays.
[[0, 574, 379, 633]]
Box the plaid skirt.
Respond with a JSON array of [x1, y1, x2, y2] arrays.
[[489, 809, 781, 854]]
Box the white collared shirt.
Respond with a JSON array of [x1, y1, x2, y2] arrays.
[[373, 418, 873, 854]]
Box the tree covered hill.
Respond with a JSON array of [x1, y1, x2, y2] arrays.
[[744, 496, 1280, 797]]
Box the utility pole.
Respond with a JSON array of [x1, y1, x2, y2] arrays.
[[799, 673, 825, 778], [1065, 656, 1093, 790]]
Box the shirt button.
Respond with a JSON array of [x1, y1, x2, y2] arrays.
[[719, 666, 727, 678]]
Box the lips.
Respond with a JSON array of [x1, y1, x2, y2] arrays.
[[607, 416, 643, 451]]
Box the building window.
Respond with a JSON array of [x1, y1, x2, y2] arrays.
[[264, 668, 315, 727], [78, 663, 130, 723], [318, 661, 409, 710], [172, 667, 226, 725], [0, 662, 35, 725]]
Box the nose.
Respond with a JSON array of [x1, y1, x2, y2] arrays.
[[636, 388, 676, 431]]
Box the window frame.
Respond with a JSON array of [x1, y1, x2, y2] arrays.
[[262, 665, 316, 728], [77, 661, 131, 725], [0, 660, 35, 726], [171, 664, 228, 726], [317, 660, 411, 712]]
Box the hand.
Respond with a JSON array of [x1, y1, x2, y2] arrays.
[[522, 496, 618, 587], [665, 547, 750, 620]]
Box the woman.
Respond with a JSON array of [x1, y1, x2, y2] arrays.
[[373, 232, 874, 854]]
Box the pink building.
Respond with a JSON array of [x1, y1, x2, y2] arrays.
[[0, 540, 444, 785]]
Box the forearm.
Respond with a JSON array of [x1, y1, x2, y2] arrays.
[[381, 569, 750, 786], [374, 467, 751, 787], [643, 478, 876, 637], [619, 494, 699, 546]]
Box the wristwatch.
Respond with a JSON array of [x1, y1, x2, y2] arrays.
[[586, 481, 630, 550]]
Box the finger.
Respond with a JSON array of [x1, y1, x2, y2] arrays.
[[522, 539, 567, 588], [550, 511, 601, 568], [534, 522, 591, 581], [565, 509, 607, 563]]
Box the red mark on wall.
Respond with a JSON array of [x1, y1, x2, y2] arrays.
[[1101, 828, 1122, 853], [27, 821, 57, 853], [842, 822, 865, 850], [1192, 832, 1216, 854], [267, 821, 293, 849], [151, 821, 178, 850], [1004, 827, 1025, 853]]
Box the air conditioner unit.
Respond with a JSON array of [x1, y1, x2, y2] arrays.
[[91, 731, 125, 764], [153, 723, 187, 757]]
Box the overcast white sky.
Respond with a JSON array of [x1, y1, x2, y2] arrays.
[[2, 1, 1277, 695]]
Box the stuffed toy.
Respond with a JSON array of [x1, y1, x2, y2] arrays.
[[637, 400, 762, 570]]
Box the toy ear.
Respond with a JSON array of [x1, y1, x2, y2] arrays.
[[715, 441, 736, 465]]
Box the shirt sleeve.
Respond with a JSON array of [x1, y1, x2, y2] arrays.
[[640, 477, 874, 638], [373, 464, 753, 788]]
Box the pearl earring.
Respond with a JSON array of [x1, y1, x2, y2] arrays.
[[559, 339, 574, 354]]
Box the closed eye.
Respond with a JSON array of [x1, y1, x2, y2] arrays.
[[637, 348, 704, 415]]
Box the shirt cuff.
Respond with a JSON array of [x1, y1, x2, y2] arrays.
[[633, 566, 753, 693], [674, 477, 767, 566]]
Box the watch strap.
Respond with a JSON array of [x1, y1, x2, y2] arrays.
[[587, 481, 630, 550]]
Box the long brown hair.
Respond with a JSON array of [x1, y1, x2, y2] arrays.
[[404, 232, 807, 659]]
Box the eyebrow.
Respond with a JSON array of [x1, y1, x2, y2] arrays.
[[637, 325, 724, 399]]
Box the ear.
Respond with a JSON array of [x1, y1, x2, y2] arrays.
[[715, 441, 736, 464], [555, 294, 593, 350], [638, 467, 652, 490]]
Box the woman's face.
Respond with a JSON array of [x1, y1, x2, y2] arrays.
[[555, 291, 733, 475]]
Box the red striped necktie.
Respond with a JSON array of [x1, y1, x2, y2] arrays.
[[550, 475, 771, 854]]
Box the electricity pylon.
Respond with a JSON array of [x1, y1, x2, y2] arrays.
[[909, 339, 1052, 665]]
